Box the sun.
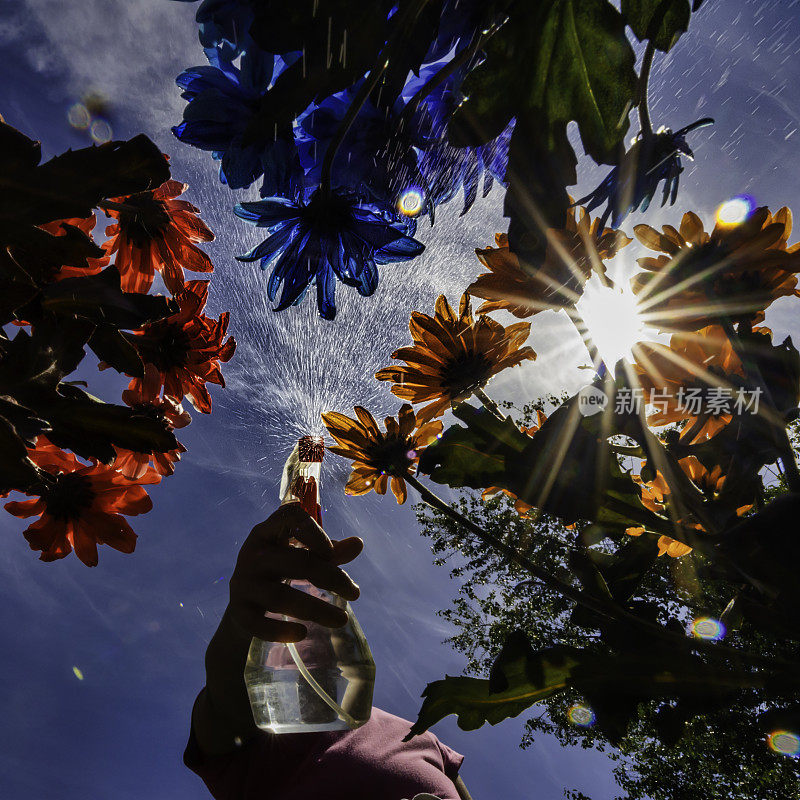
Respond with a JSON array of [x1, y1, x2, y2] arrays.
[[575, 276, 646, 367]]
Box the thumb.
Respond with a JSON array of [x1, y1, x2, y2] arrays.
[[331, 537, 364, 566]]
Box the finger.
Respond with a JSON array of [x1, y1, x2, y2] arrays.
[[331, 537, 364, 566], [245, 503, 334, 560], [234, 605, 307, 643], [254, 547, 360, 600], [262, 582, 349, 628]]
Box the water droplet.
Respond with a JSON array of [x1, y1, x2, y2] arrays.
[[691, 617, 725, 641], [567, 704, 595, 727], [90, 119, 113, 144], [768, 730, 800, 756], [67, 103, 90, 130], [715, 195, 755, 226]]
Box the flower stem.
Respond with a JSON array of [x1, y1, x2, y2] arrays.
[[405, 473, 800, 671], [565, 304, 606, 375], [638, 41, 656, 137], [474, 387, 505, 420], [319, 0, 430, 197], [405, 472, 620, 618]]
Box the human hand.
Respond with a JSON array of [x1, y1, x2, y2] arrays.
[[229, 502, 363, 643]]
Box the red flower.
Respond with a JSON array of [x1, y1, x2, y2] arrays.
[[114, 364, 190, 478], [38, 214, 109, 280], [103, 179, 214, 294], [129, 280, 236, 413], [4, 438, 160, 567]]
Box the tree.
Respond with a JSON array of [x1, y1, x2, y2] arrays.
[[413, 407, 800, 800]]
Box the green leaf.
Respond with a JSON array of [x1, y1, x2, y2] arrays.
[[419, 399, 659, 531], [453, 0, 637, 163], [0, 323, 91, 397], [417, 404, 531, 488], [622, 0, 691, 52], [3, 222, 105, 285], [503, 119, 578, 257], [409, 630, 783, 744], [0, 127, 169, 226], [40, 266, 175, 329], [42, 384, 178, 464], [0, 414, 44, 494], [406, 639, 578, 739], [87, 326, 144, 378], [599, 534, 661, 602]]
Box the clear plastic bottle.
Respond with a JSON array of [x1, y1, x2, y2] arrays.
[[244, 436, 375, 734]]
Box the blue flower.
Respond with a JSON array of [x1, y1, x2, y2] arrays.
[[424, 0, 491, 63], [574, 118, 714, 228], [234, 190, 425, 320], [172, 49, 304, 196], [297, 85, 432, 215], [414, 78, 513, 216], [171, 0, 252, 64]]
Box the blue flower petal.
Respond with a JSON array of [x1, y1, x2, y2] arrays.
[[234, 198, 299, 227], [374, 233, 425, 264], [236, 223, 295, 265], [316, 265, 337, 320]]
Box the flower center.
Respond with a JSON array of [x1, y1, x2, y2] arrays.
[[368, 435, 413, 475], [302, 191, 356, 236], [117, 192, 171, 247], [440, 351, 492, 397], [136, 324, 192, 371], [45, 472, 95, 521], [130, 401, 166, 423]]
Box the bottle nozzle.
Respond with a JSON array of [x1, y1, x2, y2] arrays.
[[298, 435, 324, 463]]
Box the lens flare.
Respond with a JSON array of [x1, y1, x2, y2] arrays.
[[90, 119, 113, 144], [715, 195, 755, 227], [691, 616, 725, 640], [397, 188, 424, 217], [67, 103, 90, 130], [567, 704, 595, 727], [767, 730, 800, 757], [575, 276, 646, 367]]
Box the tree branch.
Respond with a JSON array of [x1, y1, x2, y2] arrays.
[[404, 472, 800, 671]]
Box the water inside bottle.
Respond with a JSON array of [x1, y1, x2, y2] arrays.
[[244, 581, 375, 734]]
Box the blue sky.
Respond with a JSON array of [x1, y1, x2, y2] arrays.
[[2, 1, 800, 798]]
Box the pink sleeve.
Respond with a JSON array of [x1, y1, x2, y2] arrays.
[[435, 739, 464, 782], [183, 727, 263, 800]]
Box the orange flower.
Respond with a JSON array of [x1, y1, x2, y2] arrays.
[[114, 364, 191, 478], [103, 179, 214, 294], [632, 207, 800, 331], [376, 293, 536, 422], [632, 325, 745, 443], [322, 404, 442, 504], [482, 410, 547, 517], [36, 214, 109, 280], [469, 207, 631, 317], [4, 438, 160, 566], [627, 455, 751, 558], [129, 280, 235, 413]]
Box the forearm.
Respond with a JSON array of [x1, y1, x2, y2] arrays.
[[192, 607, 261, 756]]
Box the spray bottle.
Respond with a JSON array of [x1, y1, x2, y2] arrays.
[[244, 436, 375, 733]]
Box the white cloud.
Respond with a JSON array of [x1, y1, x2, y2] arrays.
[[20, 0, 201, 136]]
